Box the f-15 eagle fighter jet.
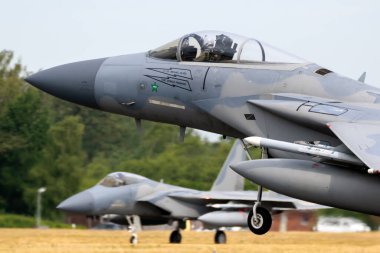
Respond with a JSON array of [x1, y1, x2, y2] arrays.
[[26, 31, 380, 235], [58, 140, 326, 243]]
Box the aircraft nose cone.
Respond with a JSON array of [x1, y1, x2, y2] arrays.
[[25, 58, 107, 109], [57, 191, 95, 214]]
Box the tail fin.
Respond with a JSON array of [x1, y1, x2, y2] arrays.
[[211, 139, 247, 191]]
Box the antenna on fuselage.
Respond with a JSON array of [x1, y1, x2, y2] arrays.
[[358, 72, 366, 83]]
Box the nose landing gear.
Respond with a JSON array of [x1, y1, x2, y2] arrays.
[[129, 233, 138, 244], [242, 140, 273, 235], [169, 230, 182, 243], [126, 215, 141, 245], [247, 206, 272, 235], [214, 230, 227, 244]]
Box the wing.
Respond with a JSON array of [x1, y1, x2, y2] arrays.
[[195, 92, 380, 172], [168, 190, 328, 211], [328, 122, 380, 173], [246, 93, 380, 172]]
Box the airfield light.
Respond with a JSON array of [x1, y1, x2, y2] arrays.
[[36, 187, 47, 228]]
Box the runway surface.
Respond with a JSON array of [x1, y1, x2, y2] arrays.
[[1, 229, 380, 253]]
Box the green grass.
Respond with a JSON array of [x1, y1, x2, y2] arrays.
[[0, 214, 74, 228]]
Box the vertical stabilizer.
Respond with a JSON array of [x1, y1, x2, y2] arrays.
[[211, 139, 247, 191]]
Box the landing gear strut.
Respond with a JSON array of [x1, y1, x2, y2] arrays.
[[126, 215, 141, 245], [169, 220, 184, 243], [242, 140, 273, 235], [214, 230, 226, 244]]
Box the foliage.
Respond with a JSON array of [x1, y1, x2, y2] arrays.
[[0, 214, 74, 228], [0, 53, 50, 214], [0, 214, 35, 228], [117, 136, 232, 190]]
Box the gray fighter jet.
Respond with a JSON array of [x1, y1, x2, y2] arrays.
[[58, 140, 325, 244], [26, 30, 380, 236]]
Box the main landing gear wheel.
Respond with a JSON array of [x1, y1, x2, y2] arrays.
[[214, 230, 226, 244], [129, 233, 138, 245], [247, 207, 272, 235], [169, 230, 182, 243]]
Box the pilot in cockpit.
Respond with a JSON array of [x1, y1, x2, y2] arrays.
[[180, 33, 237, 62], [180, 34, 203, 61], [98, 172, 146, 187], [213, 34, 237, 61]]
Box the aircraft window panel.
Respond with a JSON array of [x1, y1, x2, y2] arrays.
[[181, 36, 202, 61], [261, 43, 306, 63], [98, 172, 145, 187], [239, 40, 264, 63], [149, 38, 180, 61], [180, 32, 243, 63], [309, 104, 347, 116], [148, 30, 308, 64], [99, 175, 127, 187]]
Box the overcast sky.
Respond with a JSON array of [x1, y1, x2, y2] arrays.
[[2, 0, 379, 141]]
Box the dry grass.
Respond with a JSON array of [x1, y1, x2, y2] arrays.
[[1, 229, 380, 253]]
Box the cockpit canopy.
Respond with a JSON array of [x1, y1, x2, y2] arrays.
[[98, 172, 147, 187], [149, 31, 305, 64]]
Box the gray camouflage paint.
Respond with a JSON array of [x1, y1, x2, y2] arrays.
[[211, 139, 246, 191], [26, 31, 380, 216], [57, 140, 324, 226]]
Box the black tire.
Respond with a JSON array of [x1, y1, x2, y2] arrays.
[[129, 234, 138, 244], [169, 230, 182, 243], [214, 230, 227, 244], [247, 207, 272, 235]]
